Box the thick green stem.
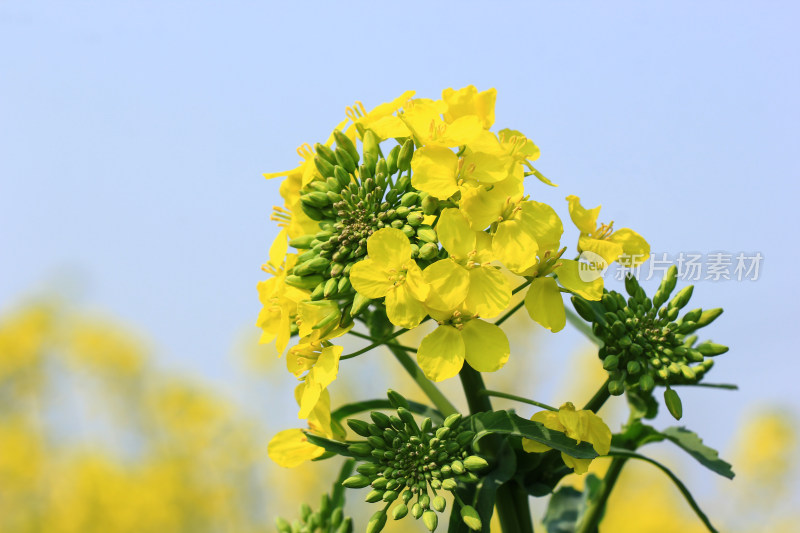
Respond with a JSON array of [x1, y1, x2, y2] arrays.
[[387, 344, 458, 417], [575, 457, 627, 533], [458, 366, 534, 533], [582, 378, 611, 413]]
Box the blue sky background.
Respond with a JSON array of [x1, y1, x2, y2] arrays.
[[2, 0, 799, 509]]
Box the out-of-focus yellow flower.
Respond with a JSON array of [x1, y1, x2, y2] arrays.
[[0, 305, 51, 382], [349, 228, 430, 329], [566, 195, 650, 266], [522, 402, 611, 474], [417, 309, 510, 382], [425, 208, 510, 318]]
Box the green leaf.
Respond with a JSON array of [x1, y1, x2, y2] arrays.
[[468, 410, 597, 459], [662, 427, 735, 480], [626, 389, 659, 420], [542, 475, 602, 533], [607, 447, 720, 533], [331, 398, 442, 424]]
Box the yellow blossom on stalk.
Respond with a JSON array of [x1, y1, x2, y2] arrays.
[[268, 387, 342, 468], [522, 402, 611, 474], [504, 203, 603, 332], [424, 208, 511, 317], [349, 228, 430, 329], [566, 195, 650, 266], [417, 309, 510, 382]]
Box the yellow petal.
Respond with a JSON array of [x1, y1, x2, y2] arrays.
[[578, 235, 624, 265], [298, 345, 342, 419], [366, 227, 412, 269], [441, 115, 484, 146], [268, 229, 289, 269], [524, 277, 566, 332], [404, 261, 430, 301], [410, 145, 459, 199], [492, 219, 540, 274], [463, 151, 513, 183], [518, 201, 563, 254], [386, 283, 429, 329], [522, 439, 552, 453], [562, 454, 592, 475], [465, 267, 511, 318], [556, 402, 583, 443], [267, 428, 323, 468], [609, 228, 651, 267], [423, 260, 470, 312], [349, 258, 392, 299], [368, 115, 411, 140], [585, 413, 612, 456], [566, 195, 600, 235], [417, 325, 465, 382], [442, 85, 497, 129], [462, 320, 509, 373], [437, 208, 476, 259], [556, 259, 604, 301]]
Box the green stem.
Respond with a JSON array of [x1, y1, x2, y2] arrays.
[[512, 279, 532, 295], [479, 389, 557, 411], [574, 456, 627, 533], [495, 301, 525, 327], [387, 344, 458, 417], [458, 366, 534, 533], [582, 378, 611, 413], [340, 328, 407, 360]]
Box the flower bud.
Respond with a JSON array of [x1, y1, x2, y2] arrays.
[[411, 503, 423, 519], [422, 510, 438, 532], [460, 505, 482, 531], [669, 285, 694, 310], [387, 389, 410, 410], [443, 413, 462, 428], [392, 503, 408, 520], [416, 226, 437, 243], [366, 510, 387, 533], [342, 475, 371, 488], [432, 495, 446, 512], [347, 419, 371, 437], [664, 388, 683, 420], [314, 155, 336, 178], [696, 342, 728, 356], [398, 139, 414, 171], [463, 455, 489, 472], [333, 129, 360, 165], [365, 490, 384, 503]]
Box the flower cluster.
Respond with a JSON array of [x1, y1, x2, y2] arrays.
[[340, 392, 486, 532], [259, 86, 648, 455], [572, 265, 728, 419]]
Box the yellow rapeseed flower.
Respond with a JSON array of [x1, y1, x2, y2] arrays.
[[268, 387, 340, 468], [522, 402, 611, 474], [349, 228, 430, 329], [425, 208, 511, 318], [566, 195, 650, 266], [417, 308, 510, 382]]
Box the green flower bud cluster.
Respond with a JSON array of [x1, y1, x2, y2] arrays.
[[571, 266, 727, 400], [287, 131, 444, 319], [276, 493, 353, 533], [342, 391, 486, 532]]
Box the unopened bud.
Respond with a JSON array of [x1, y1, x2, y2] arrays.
[[460, 505, 482, 531], [422, 510, 438, 532], [366, 510, 387, 533], [398, 139, 414, 171], [664, 388, 683, 420]]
